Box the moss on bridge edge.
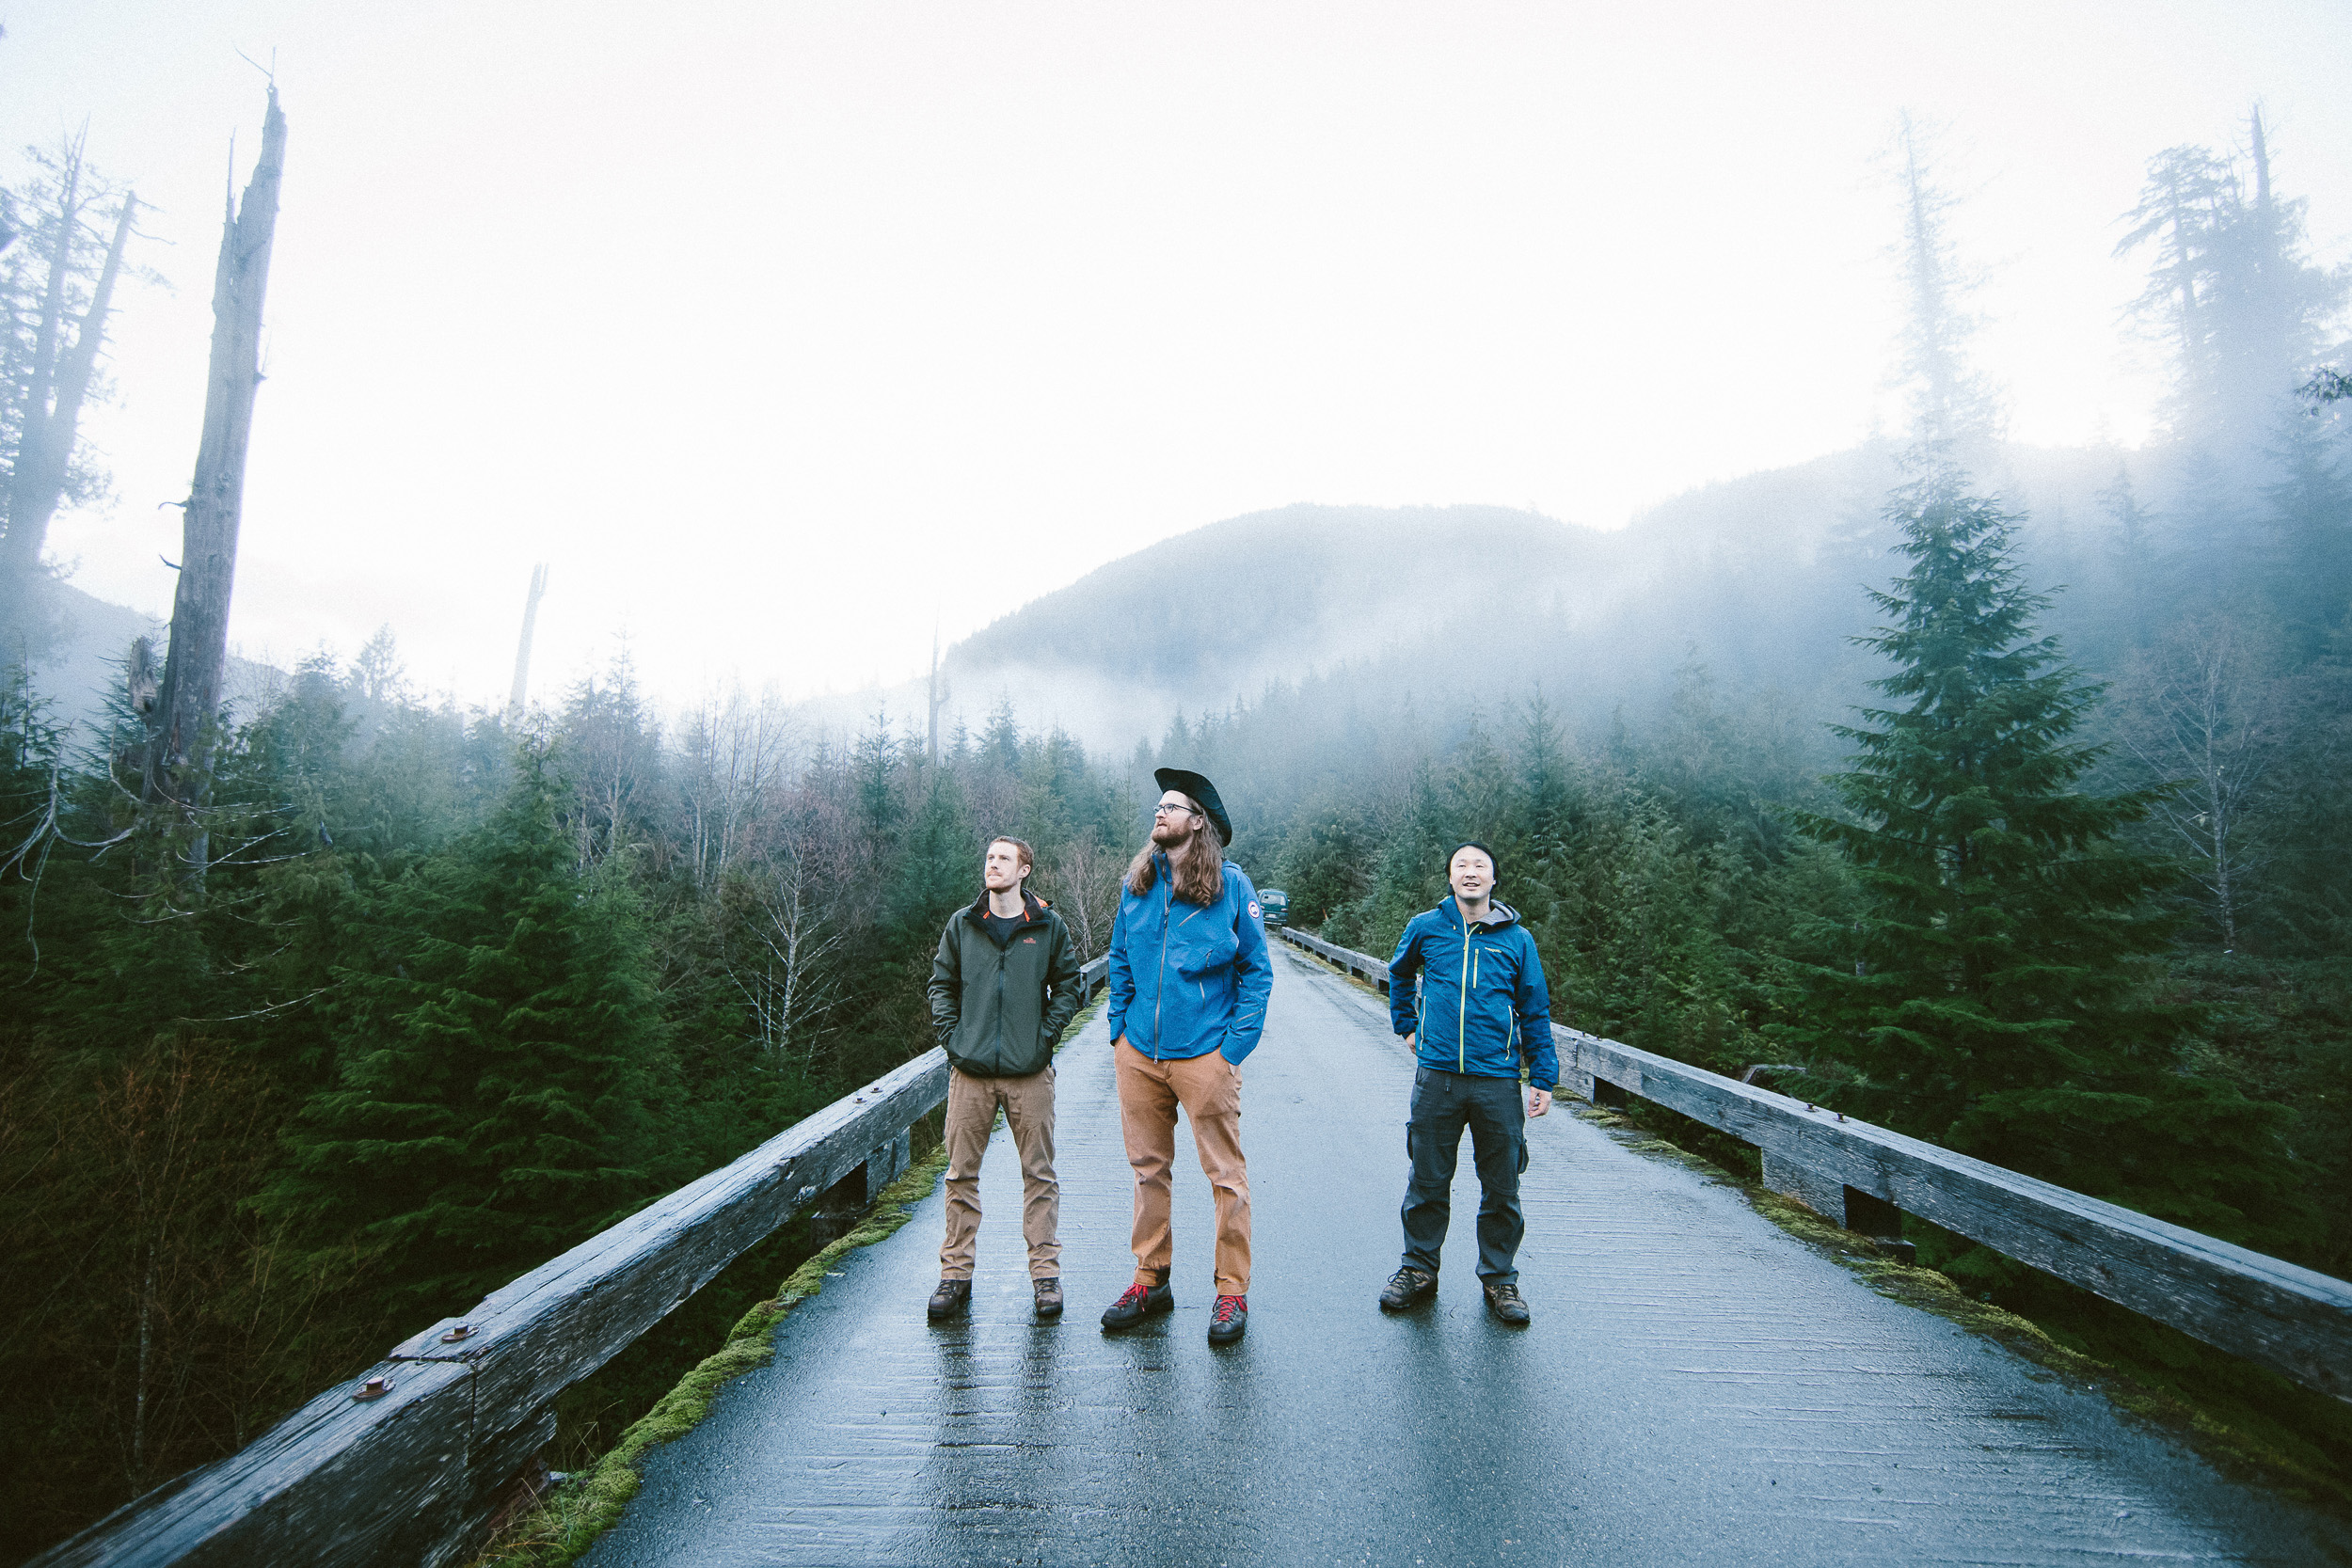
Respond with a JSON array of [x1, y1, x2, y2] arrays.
[[466, 1142, 951, 1568]]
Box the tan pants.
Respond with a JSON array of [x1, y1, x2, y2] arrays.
[[1116, 1040, 1251, 1295], [940, 1065, 1060, 1280]]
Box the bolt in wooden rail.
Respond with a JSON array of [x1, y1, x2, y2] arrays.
[[31, 958, 1109, 1568], [1272, 925, 2352, 1402]]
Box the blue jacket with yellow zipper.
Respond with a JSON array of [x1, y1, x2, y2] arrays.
[[1388, 898, 1558, 1090], [1105, 851, 1274, 1066]]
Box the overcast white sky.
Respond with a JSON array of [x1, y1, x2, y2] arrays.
[[6, 2, 2348, 711]]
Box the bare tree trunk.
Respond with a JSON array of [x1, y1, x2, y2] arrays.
[[506, 562, 548, 720], [2120, 618, 2276, 950], [1043, 832, 1120, 960], [926, 629, 950, 766], [725, 851, 844, 1071], [144, 89, 286, 873], [1, 185, 138, 581], [130, 1243, 156, 1492]]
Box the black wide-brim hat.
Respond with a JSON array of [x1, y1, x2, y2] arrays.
[[1153, 767, 1232, 846]]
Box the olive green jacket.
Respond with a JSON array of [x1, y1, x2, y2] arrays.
[[928, 889, 1086, 1078]]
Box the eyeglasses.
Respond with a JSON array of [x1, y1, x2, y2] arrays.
[[1152, 803, 1197, 817]]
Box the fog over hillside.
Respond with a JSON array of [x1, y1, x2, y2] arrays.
[[800, 435, 2154, 759], [14, 428, 2244, 770]]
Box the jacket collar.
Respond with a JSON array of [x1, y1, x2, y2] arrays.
[[1438, 896, 1518, 933], [966, 887, 1050, 925]]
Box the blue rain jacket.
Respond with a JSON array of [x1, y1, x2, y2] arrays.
[[1106, 853, 1274, 1066], [1389, 899, 1558, 1090]]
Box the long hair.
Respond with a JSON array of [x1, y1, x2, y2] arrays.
[[1125, 795, 1228, 905]]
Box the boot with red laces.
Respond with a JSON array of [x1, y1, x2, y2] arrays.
[[1100, 1278, 1174, 1331], [1208, 1293, 1248, 1344]]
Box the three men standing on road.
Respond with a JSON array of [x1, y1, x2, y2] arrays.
[[1102, 768, 1274, 1344], [927, 836, 1088, 1323], [930, 797, 1556, 1338], [1379, 842, 1558, 1325]]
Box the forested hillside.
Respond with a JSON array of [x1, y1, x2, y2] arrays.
[[932, 434, 2325, 764], [0, 655, 1142, 1558]]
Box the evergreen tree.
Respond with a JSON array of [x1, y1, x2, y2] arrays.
[[2119, 113, 2347, 451], [1274, 790, 1374, 927], [263, 746, 670, 1314], [2095, 464, 2161, 651], [2260, 412, 2352, 653], [851, 710, 902, 855], [886, 769, 976, 953], [1887, 115, 2002, 452], [1785, 469, 2298, 1242]]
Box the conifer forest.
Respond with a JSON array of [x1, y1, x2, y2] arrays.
[[4, 36, 2352, 1568]]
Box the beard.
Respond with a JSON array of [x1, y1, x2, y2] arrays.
[[1127, 816, 1225, 904]]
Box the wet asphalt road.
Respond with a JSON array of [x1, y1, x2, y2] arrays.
[[585, 944, 2348, 1567]]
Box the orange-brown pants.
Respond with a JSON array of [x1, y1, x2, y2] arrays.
[[940, 1065, 1059, 1281], [1115, 1040, 1250, 1295]]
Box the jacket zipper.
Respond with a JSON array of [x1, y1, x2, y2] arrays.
[[1458, 914, 1470, 1073], [1151, 869, 1169, 1060]]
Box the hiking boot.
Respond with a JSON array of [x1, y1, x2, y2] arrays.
[[1483, 1279, 1531, 1326], [1378, 1266, 1436, 1312], [1208, 1294, 1248, 1344], [1100, 1280, 1174, 1330], [927, 1277, 972, 1322], [1033, 1276, 1064, 1320]]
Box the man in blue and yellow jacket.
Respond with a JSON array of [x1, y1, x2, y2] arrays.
[[1379, 841, 1557, 1325], [1101, 767, 1273, 1345]]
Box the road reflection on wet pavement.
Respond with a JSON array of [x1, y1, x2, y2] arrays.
[[587, 945, 2346, 1566]]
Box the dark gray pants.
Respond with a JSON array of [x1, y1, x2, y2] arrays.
[[1400, 1066, 1528, 1285]]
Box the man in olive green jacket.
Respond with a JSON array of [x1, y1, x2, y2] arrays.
[[926, 835, 1086, 1322]]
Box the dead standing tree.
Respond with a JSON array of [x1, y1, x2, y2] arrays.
[[0, 135, 142, 626], [143, 89, 285, 879], [506, 562, 548, 721], [2117, 617, 2280, 949]]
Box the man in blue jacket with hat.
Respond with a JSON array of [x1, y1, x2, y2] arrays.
[[1378, 840, 1557, 1325], [1100, 767, 1273, 1345]]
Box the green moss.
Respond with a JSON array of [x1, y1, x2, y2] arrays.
[[469, 1145, 951, 1568], [1585, 1105, 2352, 1524]]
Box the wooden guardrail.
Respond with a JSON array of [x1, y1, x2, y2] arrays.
[[34, 957, 1109, 1568], [1272, 924, 2352, 1403]]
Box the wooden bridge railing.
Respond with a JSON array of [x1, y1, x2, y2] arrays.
[[1273, 923, 2352, 1404], [33, 957, 1110, 1568]]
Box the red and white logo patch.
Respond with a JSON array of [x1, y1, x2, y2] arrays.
[[1248, 900, 1263, 920]]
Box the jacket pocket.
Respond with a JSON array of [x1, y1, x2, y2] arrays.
[[1169, 910, 1240, 978]]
